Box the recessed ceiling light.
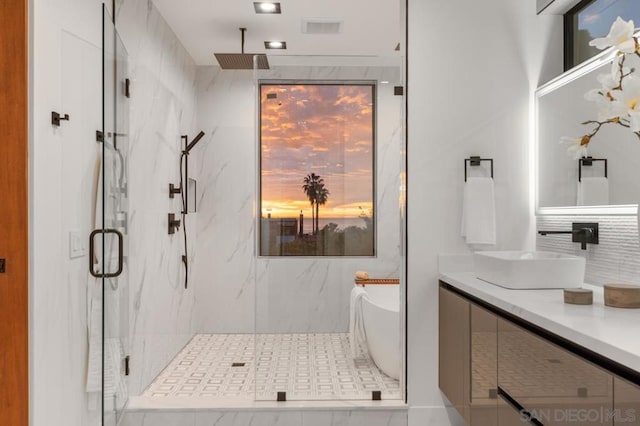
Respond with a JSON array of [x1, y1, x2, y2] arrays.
[[254, 2, 281, 14], [380, 80, 390, 84], [265, 41, 287, 49]]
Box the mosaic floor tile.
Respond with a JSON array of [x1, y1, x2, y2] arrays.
[[142, 333, 401, 401]]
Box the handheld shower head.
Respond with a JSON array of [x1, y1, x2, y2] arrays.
[[185, 131, 206, 153]]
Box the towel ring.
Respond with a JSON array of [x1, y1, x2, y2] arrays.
[[578, 156, 607, 182], [464, 156, 494, 182]]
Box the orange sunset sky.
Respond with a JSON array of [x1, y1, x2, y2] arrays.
[[260, 84, 374, 219]]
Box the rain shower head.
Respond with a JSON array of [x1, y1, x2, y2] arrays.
[[214, 28, 270, 70], [185, 131, 206, 153]]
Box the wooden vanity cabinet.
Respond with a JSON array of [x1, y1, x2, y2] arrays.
[[439, 283, 632, 426]]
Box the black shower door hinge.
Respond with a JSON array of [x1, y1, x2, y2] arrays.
[[124, 355, 130, 376], [96, 130, 104, 143], [125, 78, 131, 98]]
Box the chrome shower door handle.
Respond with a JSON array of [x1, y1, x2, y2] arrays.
[[89, 229, 124, 278]]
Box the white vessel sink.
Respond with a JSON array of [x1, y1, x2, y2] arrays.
[[475, 251, 585, 289]]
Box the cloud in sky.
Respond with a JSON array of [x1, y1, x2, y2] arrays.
[[261, 84, 374, 218]]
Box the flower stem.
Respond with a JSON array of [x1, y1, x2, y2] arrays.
[[582, 118, 631, 140]]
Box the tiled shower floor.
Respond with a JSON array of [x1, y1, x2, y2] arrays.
[[142, 333, 401, 401]]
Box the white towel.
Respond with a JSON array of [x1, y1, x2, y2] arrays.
[[577, 177, 609, 206], [349, 286, 368, 358], [86, 154, 103, 394], [87, 145, 128, 403], [461, 177, 496, 245]]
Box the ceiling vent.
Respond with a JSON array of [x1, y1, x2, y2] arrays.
[[301, 18, 343, 34]]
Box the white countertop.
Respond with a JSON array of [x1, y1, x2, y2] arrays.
[[439, 271, 640, 374]]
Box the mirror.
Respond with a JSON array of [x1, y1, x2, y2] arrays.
[[536, 44, 640, 214]]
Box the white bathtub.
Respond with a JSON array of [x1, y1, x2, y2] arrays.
[[360, 284, 401, 380]]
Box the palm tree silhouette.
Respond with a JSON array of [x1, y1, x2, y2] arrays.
[[302, 173, 321, 234], [315, 184, 329, 235]]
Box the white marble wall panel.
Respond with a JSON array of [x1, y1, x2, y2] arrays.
[[192, 66, 404, 334], [121, 409, 408, 426], [537, 215, 640, 286], [115, 0, 199, 396]]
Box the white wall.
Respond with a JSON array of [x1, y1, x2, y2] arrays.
[[191, 65, 404, 334], [32, 0, 198, 425], [32, 2, 106, 425], [406, 0, 563, 423]]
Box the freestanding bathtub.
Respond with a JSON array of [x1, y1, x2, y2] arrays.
[[360, 284, 401, 380]]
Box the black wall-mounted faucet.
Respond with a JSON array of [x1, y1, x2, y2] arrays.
[[538, 222, 599, 250]]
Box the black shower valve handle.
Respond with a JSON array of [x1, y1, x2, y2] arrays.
[[168, 213, 181, 235]]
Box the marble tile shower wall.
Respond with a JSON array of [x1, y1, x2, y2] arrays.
[[115, 0, 198, 395], [537, 215, 640, 286], [192, 66, 403, 334]]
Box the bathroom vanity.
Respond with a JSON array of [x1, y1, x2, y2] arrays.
[[438, 273, 640, 425]]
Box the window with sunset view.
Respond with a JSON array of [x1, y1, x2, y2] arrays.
[[259, 82, 375, 256]]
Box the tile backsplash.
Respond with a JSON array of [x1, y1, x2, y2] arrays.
[[537, 215, 640, 286]]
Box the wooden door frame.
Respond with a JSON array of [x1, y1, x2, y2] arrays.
[[0, 1, 29, 425]]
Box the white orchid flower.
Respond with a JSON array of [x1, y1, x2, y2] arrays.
[[585, 88, 604, 102], [585, 89, 619, 121], [589, 17, 637, 53], [597, 73, 618, 92], [614, 74, 640, 131], [560, 136, 590, 159], [586, 57, 627, 103]]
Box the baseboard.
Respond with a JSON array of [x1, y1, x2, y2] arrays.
[[121, 407, 408, 426], [408, 405, 467, 426]]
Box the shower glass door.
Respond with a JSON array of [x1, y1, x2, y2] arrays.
[[100, 4, 130, 425]]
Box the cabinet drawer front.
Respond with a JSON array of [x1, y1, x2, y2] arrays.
[[498, 318, 613, 426], [614, 377, 640, 425], [470, 304, 499, 426], [439, 287, 471, 423]]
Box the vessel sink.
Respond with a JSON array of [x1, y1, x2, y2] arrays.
[[474, 251, 585, 289]]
